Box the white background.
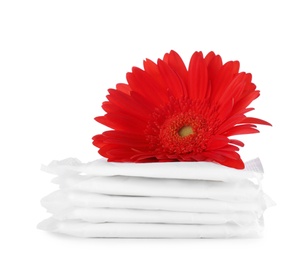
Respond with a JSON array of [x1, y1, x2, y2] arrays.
[[0, 0, 300, 259]]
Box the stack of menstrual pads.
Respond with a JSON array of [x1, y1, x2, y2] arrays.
[[38, 158, 273, 238]]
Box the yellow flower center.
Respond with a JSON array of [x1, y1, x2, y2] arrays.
[[178, 126, 194, 137], [146, 98, 221, 155]]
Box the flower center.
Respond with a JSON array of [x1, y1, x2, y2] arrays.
[[157, 112, 210, 154], [178, 125, 193, 137], [145, 98, 220, 157]]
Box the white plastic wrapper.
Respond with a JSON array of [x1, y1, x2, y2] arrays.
[[42, 157, 263, 182], [38, 218, 263, 238], [42, 190, 270, 214], [51, 207, 259, 226], [38, 157, 274, 238], [54, 174, 260, 201]]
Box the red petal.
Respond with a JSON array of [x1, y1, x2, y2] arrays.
[[211, 61, 240, 103], [126, 68, 166, 106], [216, 144, 240, 152], [231, 91, 260, 115], [224, 125, 260, 136], [207, 54, 222, 82], [206, 135, 229, 150], [241, 117, 272, 126], [202, 151, 245, 169], [106, 89, 152, 119], [100, 131, 147, 147], [163, 50, 188, 87], [204, 51, 216, 65], [135, 67, 169, 103], [217, 114, 246, 134], [101, 145, 136, 161], [229, 139, 245, 147], [214, 149, 241, 160], [219, 157, 245, 169], [95, 113, 146, 133], [116, 83, 131, 94], [157, 59, 187, 98], [143, 58, 166, 90], [218, 73, 246, 105], [188, 52, 209, 100]]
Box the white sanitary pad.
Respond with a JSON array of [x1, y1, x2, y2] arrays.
[[38, 158, 274, 238]]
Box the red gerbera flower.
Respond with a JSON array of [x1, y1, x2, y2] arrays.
[[93, 50, 271, 169]]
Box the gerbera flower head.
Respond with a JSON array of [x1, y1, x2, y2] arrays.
[[93, 50, 271, 169]]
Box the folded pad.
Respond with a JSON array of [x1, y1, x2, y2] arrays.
[[42, 157, 263, 182], [42, 190, 269, 214], [54, 174, 260, 201], [38, 157, 274, 238], [38, 218, 263, 238], [51, 207, 259, 225]]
